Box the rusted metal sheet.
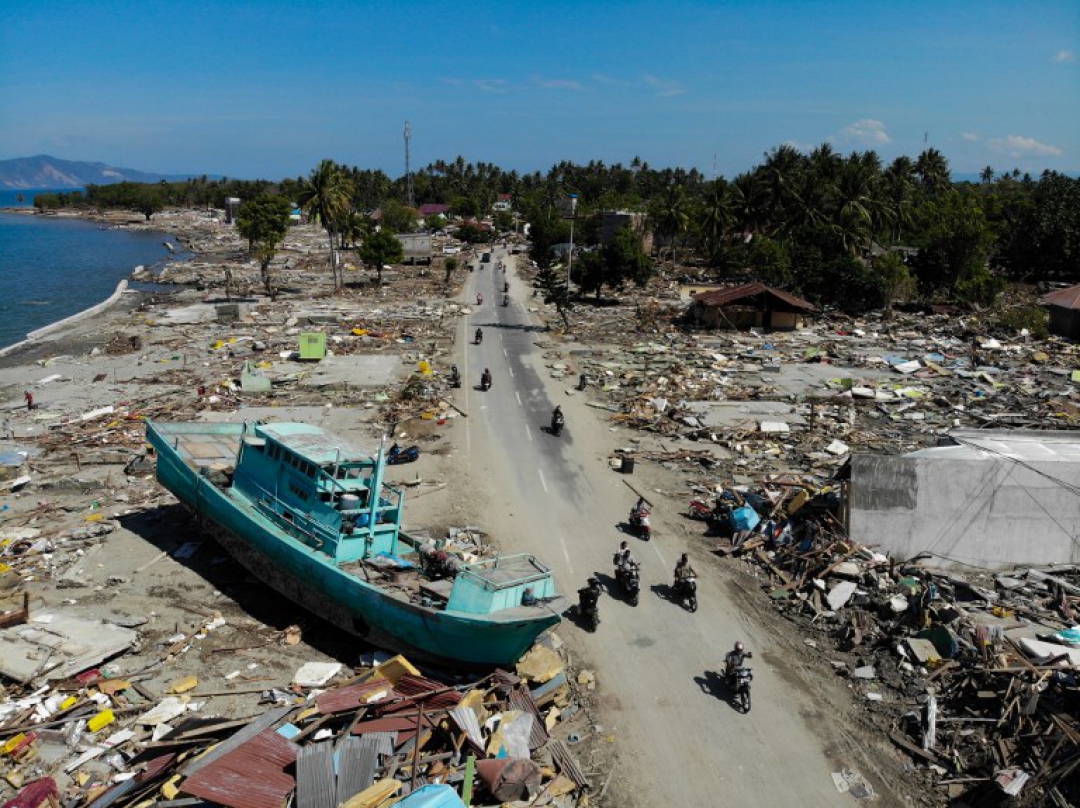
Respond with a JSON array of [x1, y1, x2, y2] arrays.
[[316, 680, 394, 714], [180, 730, 299, 808], [546, 739, 591, 791], [182, 705, 293, 776], [507, 689, 549, 750]]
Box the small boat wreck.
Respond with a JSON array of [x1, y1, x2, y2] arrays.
[[145, 420, 568, 667]]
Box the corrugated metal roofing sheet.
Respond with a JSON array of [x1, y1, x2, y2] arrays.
[[692, 282, 816, 312], [316, 680, 395, 714], [180, 730, 299, 808], [1041, 283, 1080, 310], [296, 742, 335, 808]]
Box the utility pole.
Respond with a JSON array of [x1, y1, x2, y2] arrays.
[[404, 121, 414, 209], [567, 193, 578, 296]]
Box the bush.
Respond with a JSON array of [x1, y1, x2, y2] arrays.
[[992, 304, 1049, 339]]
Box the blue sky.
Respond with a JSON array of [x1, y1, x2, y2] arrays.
[[1, 1, 1076, 181]]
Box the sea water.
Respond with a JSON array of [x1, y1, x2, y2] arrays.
[[0, 197, 182, 349]]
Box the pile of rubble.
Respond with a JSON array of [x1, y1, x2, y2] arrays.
[[0, 630, 593, 808], [694, 478, 1080, 805]]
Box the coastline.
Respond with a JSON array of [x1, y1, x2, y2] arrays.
[[0, 279, 132, 358]]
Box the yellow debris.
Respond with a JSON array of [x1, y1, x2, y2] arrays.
[[160, 775, 181, 800], [1, 733, 26, 755], [88, 709, 115, 733], [340, 778, 400, 808], [168, 676, 199, 694], [372, 655, 420, 687], [515, 645, 564, 684]]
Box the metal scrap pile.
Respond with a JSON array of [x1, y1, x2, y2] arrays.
[[0, 640, 592, 808], [707, 480, 1080, 805]]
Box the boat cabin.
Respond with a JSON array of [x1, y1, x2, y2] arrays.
[[447, 555, 561, 615], [234, 422, 404, 563]]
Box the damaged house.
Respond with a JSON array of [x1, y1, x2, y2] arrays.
[[849, 429, 1080, 569], [686, 282, 816, 331]]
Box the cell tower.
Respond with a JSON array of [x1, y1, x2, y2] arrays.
[[404, 121, 414, 208]]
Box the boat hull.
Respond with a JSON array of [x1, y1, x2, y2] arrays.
[[149, 426, 563, 668]]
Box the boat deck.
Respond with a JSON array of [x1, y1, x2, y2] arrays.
[[155, 425, 242, 470]]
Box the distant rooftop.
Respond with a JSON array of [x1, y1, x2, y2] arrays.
[[1040, 283, 1080, 311]]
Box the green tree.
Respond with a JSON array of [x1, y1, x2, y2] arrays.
[[915, 148, 951, 197], [359, 229, 405, 285], [379, 200, 420, 233], [236, 195, 292, 300], [443, 256, 458, 286], [913, 190, 1001, 305], [134, 186, 165, 220], [876, 250, 915, 318], [297, 159, 353, 289]]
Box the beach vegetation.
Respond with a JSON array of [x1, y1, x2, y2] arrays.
[[358, 228, 405, 286], [236, 194, 292, 301]]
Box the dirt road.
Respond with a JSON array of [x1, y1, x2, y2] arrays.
[[455, 248, 872, 806]]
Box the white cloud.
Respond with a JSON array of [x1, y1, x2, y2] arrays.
[[1054, 49, 1076, 63], [961, 132, 980, 142], [832, 119, 891, 146], [473, 79, 508, 93], [536, 79, 584, 91], [989, 135, 1063, 157], [643, 75, 686, 97]]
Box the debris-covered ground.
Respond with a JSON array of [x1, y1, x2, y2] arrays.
[[1, 209, 1078, 807]]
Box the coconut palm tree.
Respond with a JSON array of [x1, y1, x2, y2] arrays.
[[297, 160, 354, 289], [648, 184, 690, 268], [915, 148, 951, 197], [698, 179, 734, 261], [730, 171, 769, 243]]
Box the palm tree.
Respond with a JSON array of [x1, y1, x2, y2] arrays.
[[297, 160, 353, 289], [648, 184, 689, 269], [915, 148, 951, 197], [980, 166, 994, 185], [698, 179, 734, 262], [760, 145, 806, 235], [730, 172, 769, 243]]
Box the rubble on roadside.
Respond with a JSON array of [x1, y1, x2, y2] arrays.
[[0, 628, 594, 808], [688, 476, 1080, 805]]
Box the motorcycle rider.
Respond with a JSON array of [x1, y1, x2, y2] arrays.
[[578, 577, 602, 626], [449, 365, 461, 386], [725, 641, 752, 680], [632, 496, 647, 519], [551, 405, 565, 433], [613, 540, 635, 572], [481, 368, 492, 390], [674, 553, 697, 587], [476, 293, 483, 305], [475, 328, 483, 344]]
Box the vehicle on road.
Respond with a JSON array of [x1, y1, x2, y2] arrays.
[[674, 575, 698, 612], [629, 502, 651, 540], [475, 328, 483, 345], [730, 664, 753, 712], [480, 368, 492, 391], [616, 561, 640, 606], [578, 578, 602, 631], [551, 407, 565, 437]]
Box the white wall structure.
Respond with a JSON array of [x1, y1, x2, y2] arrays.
[[850, 430, 1080, 569]]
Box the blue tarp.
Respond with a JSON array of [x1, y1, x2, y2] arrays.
[[395, 785, 467, 808], [730, 506, 761, 533]]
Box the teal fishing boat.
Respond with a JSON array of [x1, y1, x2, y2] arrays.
[[145, 420, 567, 667]]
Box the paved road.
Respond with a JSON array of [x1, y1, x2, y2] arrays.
[[458, 248, 856, 806]]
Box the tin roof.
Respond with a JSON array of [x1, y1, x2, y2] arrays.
[[692, 282, 816, 312], [1040, 283, 1080, 310], [180, 730, 298, 808]]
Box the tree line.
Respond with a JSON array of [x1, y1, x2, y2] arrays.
[[32, 146, 1079, 310]]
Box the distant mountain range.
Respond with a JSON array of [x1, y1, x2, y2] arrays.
[[0, 155, 218, 189]]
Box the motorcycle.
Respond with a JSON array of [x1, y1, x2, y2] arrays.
[[616, 563, 640, 606], [551, 413, 565, 437], [674, 575, 698, 612], [449, 370, 462, 388], [728, 664, 753, 713], [578, 585, 600, 632], [687, 499, 726, 528], [475, 329, 483, 345], [387, 444, 420, 465], [628, 507, 652, 540], [502, 294, 510, 306], [480, 371, 492, 392]]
